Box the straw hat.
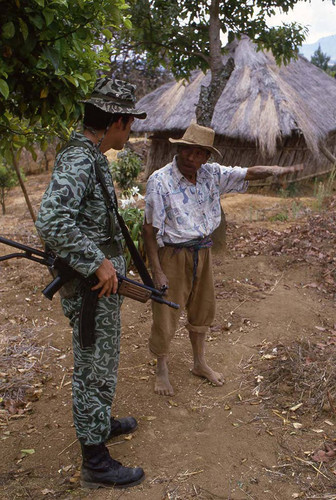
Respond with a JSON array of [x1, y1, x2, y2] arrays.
[[169, 123, 221, 157]]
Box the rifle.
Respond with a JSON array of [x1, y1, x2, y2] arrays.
[[0, 236, 179, 347]]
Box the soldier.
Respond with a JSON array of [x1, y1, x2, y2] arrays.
[[36, 78, 146, 489]]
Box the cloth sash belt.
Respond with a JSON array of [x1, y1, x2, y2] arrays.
[[164, 236, 213, 283]]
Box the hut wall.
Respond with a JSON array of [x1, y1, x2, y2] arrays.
[[144, 133, 180, 178], [145, 132, 336, 183]]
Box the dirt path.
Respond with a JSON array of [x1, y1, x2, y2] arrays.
[[1, 174, 335, 500]]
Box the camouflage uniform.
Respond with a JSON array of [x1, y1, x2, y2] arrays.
[[36, 132, 126, 445], [36, 78, 147, 490]]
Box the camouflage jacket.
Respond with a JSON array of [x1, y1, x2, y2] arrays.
[[35, 132, 122, 278]]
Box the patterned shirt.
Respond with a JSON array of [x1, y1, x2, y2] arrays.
[[36, 132, 121, 277], [145, 156, 248, 246]]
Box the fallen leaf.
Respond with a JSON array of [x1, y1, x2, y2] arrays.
[[21, 449, 35, 455], [290, 403, 303, 412], [293, 423, 303, 429]]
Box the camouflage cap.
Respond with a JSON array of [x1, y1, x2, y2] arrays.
[[82, 77, 147, 119]]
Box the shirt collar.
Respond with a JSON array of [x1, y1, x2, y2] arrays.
[[70, 131, 103, 156]]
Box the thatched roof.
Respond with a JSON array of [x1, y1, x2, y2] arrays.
[[133, 36, 336, 157]]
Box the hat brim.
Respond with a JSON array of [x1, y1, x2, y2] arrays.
[[169, 138, 221, 157], [81, 98, 147, 119]]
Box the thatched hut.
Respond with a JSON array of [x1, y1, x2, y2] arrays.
[[133, 35, 336, 183]]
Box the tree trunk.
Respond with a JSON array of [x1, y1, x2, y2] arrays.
[[195, 0, 235, 250], [11, 148, 36, 223], [1, 188, 5, 215], [195, 57, 234, 127]]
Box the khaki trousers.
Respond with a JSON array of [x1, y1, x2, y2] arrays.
[[149, 246, 216, 356]]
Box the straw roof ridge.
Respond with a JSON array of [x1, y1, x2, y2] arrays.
[[133, 36, 336, 156]]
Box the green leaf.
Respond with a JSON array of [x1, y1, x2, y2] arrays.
[[18, 18, 28, 40], [21, 449, 35, 455], [102, 29, 113, 40], [34, 0, 45, 6], [40, 87, 49, 98], [2, 22, 15, 39], [0, 79, 9, 99], [59, 94, 72, 116], [26, 145, 38, 161], [43, 46, 60, 70], [29, 14, 44, 30], [64, 75, 79, 87], [123, 18, 132, 30], [36, 58, 48, 69], [43, 8, 55, 27]]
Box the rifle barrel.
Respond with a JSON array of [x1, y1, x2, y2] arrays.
[[151, 295, 180, 309], [0, 235, 49, 260]]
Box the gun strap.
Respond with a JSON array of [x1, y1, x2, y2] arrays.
[[63, 138, 154, 289], [93, 161, 155, 288]]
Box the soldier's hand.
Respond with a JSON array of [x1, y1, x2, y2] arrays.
[[93, 258, 118, 298]]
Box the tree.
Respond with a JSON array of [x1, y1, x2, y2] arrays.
[[311, 45, 331, 72], [111, 0, 315, 248], [0, 0, 129, 220], [109, 52, 173, 99], [0, 163, 20, 215], [111, 0, 311, 127]]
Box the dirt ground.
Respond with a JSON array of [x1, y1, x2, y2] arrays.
[[0, 173, 336, 500]]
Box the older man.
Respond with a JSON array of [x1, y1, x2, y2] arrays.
[[143, 123, 302, 396]]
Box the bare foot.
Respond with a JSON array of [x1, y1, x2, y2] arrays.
[[154, 356, 175, 396], [155, 376, 175, 396], [191, 364, 225, 386], [188, 331, 224, 386]]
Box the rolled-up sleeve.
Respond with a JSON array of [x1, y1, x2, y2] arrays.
[[213, 164, 249, 194], [35, 148, 105, 277]]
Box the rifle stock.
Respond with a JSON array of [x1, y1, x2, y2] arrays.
[[0, 236, 179, 309]]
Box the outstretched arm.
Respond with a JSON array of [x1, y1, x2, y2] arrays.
[[245, 163, 304, 181], [142, 221, 169, 291]]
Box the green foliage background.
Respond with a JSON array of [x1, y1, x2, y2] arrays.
[[111, 0, 310, 80], [0, 0, 130, 160], [110, 149, 143, 192], [120, 206, 145, 267]]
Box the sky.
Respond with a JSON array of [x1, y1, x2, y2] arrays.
[[267, 0, 336, 44]]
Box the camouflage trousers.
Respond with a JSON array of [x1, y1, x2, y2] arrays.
[[61, 255, 126, 445]]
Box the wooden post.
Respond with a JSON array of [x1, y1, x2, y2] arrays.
[[11, 147, 36, 223], [320, 144, 336, 166]]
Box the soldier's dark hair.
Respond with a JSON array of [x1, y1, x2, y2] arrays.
[[83, 103, 131, 130]]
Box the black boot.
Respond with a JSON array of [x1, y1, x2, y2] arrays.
[[108, 416, 138, 440], [80, 442, 145, 489]]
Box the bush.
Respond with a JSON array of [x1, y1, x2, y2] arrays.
[[110, 148, 142, 192], [119, 187, 146, 268]]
